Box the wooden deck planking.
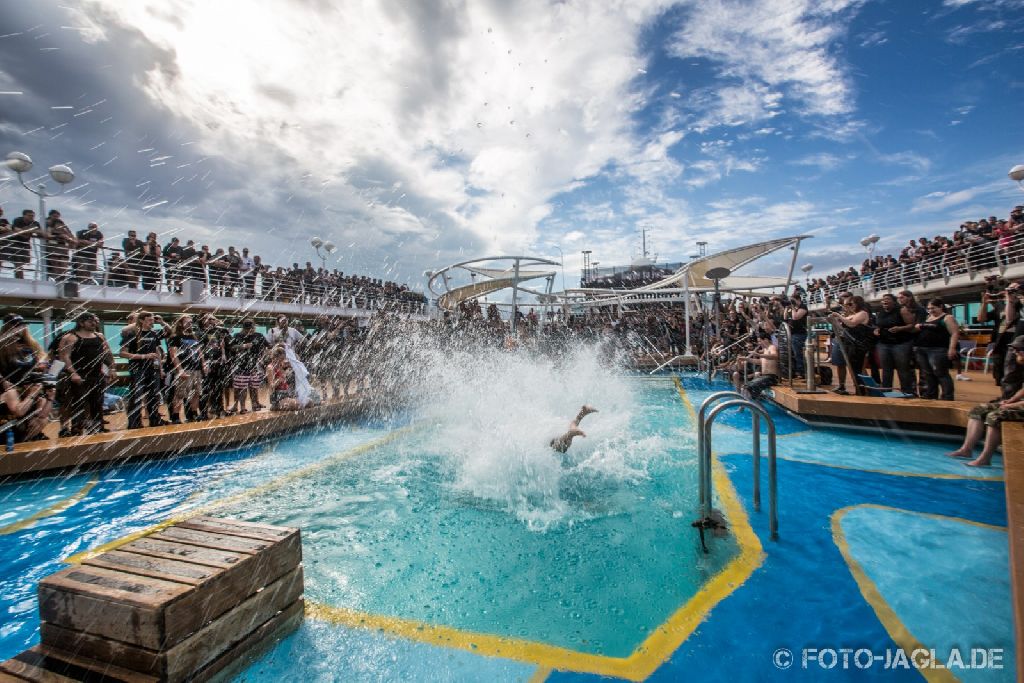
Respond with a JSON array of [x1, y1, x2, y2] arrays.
[[769, 384, 975, 428], [0, 396, 369, 478]]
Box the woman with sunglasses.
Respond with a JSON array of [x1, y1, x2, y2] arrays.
[[913, 297, 960, 400]]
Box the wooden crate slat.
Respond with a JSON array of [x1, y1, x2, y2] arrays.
[[153, 527, 269, 554], [0, 645, 158, 683], [40, 566, 190, 608], [38, 587, 167, 651], [84, 551, 220, 586], [119, 538, 247, 569], [180, 517, 294, 542]]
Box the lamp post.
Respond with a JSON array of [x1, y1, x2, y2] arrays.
[[310, 236, 337, 270], [800, 263, 813, 285], [5, 151, 75, 281], [1010, 165, 1024, 192], [859, 234, 880, 258]]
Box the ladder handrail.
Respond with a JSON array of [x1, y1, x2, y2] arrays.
[[696, 391, 747, 507], [699, 397, 779, 540]]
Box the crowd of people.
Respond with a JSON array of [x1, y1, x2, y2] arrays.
[[0, 310, 373, 443], [807, 204, 1024, 302], [0, 206, 428, 311]]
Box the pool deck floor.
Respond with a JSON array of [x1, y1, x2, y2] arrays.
[[767, 368, 1000, 430]]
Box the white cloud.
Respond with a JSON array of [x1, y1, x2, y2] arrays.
[[79, 0, 674, 261], [876, 151, 931, 174], [789, 152, 844, 171], [911, 186, 987, 213], [668, 0, 862, 120]]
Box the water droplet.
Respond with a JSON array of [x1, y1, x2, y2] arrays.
[[476, 122, 482, 128], [509, 120, 515, 126]]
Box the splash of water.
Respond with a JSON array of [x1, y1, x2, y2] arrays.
[[355, 322, 653, 529]]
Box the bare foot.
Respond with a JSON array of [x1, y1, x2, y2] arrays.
[[569, 427, 586, 438], [579, 405, 598, 417], [946, 450, 972, 459], [966, 458, 991, 467]]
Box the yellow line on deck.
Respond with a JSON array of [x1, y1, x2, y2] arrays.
[[527, 666, 551, 683], [0, 474, 99, 535]]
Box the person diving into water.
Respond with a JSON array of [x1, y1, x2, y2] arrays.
[[550, 405, 598, 452]]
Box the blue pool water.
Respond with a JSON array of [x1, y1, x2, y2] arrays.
[[0, 374, 1014, 681]]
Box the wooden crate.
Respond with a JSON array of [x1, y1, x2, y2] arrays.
[[15, 516, 304, 682]]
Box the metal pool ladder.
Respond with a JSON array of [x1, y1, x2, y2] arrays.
[[695, 392, 779, 542]]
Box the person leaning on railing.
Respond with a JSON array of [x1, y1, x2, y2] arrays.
[[74, 222, 103, 283], [5, 209, 41, 280]]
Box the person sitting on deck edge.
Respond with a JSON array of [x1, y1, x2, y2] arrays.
[[946, 334, 1024, 467], [733, 332, 779, 400]]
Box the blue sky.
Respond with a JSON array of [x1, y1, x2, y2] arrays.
[[0, 0, 1021, 288]]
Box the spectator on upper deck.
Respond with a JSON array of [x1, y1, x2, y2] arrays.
[[74, 222, 103, 283]]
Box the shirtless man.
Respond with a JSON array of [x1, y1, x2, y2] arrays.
[[733, 332, 779, 399], [550, 405, 598, 453]]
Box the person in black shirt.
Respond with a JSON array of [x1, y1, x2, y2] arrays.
[[783, 294, 808, 376], [199, 315, 230, 417], [873, 293, 917, 394], [74, 223, 104, 283], [139, 232, 161, 291], [163, 237, 184, 292], [978, 286, 1011, 385], [181, 240, 201, 282], [120, 311, 167, 428], [224, 247, 242, 297], [7, 210, 41, 279], [121, 230, 143, 288], [57, 312, 114, 435], [167, 315, 205, 422], [230, 319, 269, 413]]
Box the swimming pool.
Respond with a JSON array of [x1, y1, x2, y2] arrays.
[[0, 373, 1014, 681]]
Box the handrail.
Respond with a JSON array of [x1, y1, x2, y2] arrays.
[[0, 237, 430, 314], [696, 391, 746, 508], [699, 397, 778, 540], [807, 238, 1014, 305]]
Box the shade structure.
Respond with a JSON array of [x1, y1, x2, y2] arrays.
[[644, 236, 810, 290]]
